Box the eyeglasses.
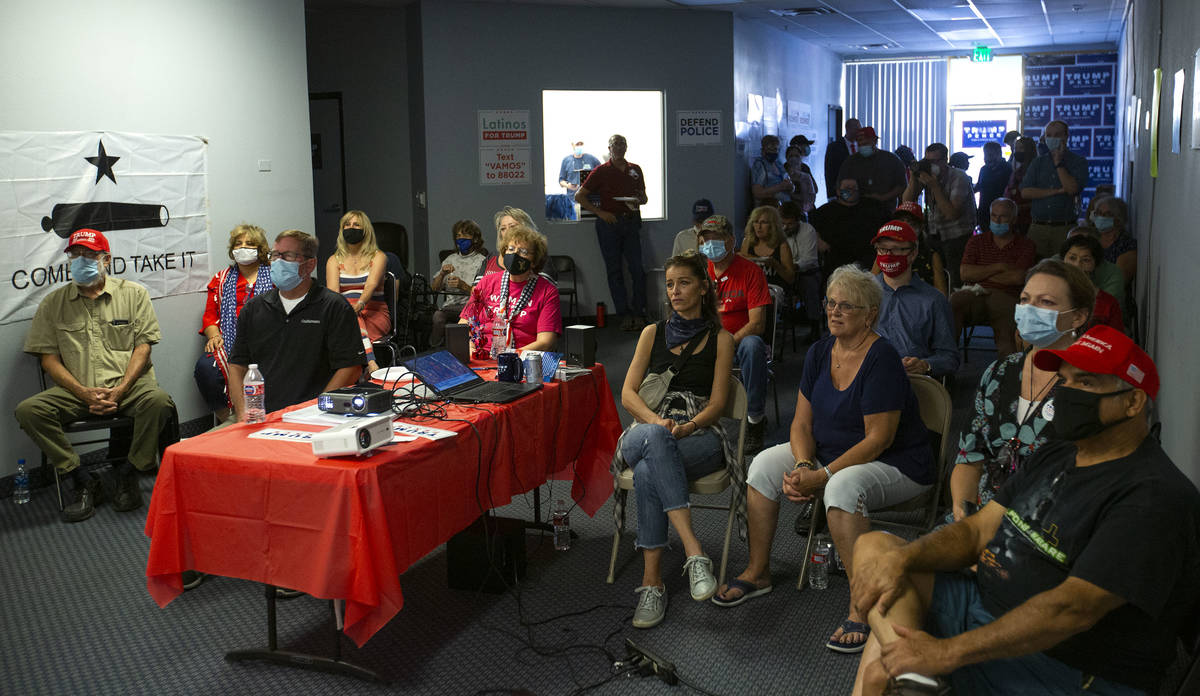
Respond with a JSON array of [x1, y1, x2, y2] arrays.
[[268, 250, 312, 262], [66, 249, 105, 260], [504, 247, 534, 259], [823, 297, 866, 314], [874, 245, 914, 255]]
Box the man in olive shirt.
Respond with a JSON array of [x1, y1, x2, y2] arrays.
[[16, 229, 175, 522]]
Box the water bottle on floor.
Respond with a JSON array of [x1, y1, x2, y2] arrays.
[[552, 499, 571, 551], [244, 363, 266, 424], [809, 536, 832, 590], [13, 458, 30, 504]]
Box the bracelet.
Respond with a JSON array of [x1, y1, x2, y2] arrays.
[[823, 466, 833, 480], [686, 420, 699, 431], [793, 458, 814, 470]]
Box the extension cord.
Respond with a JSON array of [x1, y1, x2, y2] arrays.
[[617, 638, 678, 685]]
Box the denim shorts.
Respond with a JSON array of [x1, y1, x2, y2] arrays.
[[926, 572, 1146, 696]]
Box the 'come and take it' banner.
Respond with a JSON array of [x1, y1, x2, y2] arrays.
[[0, 130, 211, 324]]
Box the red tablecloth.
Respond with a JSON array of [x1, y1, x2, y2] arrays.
[[144, 365, 620, 646]]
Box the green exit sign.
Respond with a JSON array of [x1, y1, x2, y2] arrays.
[[972, 45, 993, 62]]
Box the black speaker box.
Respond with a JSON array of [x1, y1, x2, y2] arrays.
[[565, 325, 596, 367], [445, 323, 470, 365], [446, 515, 526, 593]]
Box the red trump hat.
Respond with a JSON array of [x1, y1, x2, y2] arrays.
[[871, 220, 917, 245], [1033, 325, 1160, 399], [64, 228, 110, 254]]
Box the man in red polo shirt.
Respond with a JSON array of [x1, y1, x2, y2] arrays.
[[576, 134, 649, 331], [951, 197, 1036, 358], [697, 215, 771, 452]]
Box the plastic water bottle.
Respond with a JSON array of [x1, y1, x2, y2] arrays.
[[809, 537, 832, 590], [552, 499, 571, 551], [244, 363, 266, 424], [490, 315, 508, 359], [13, 459, 30, 505]]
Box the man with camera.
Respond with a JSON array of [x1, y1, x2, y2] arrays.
[[902, 143, 977, 288], [848, 326, 1200, 696]]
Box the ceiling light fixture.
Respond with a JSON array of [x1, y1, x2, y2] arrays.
[[769, 7, 835, 17]]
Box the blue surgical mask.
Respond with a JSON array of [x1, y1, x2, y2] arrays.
[[1092, 215, 1114, 231], [70, 256, 102, 286], [573, 146, 584, 156], [271, 259, 303, 291], [1044, 136, 1064, 151], [991, 222, 1011, 236], [699, 240, 727, 262], [1014, 303, 1072, 348], [455, 238, 473, 254], [839, 189, 858, 202], [858, 145, 875, 157]]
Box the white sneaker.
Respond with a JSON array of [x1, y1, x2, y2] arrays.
[[632, 585, 667, 628], [683, 555, 716, 601]]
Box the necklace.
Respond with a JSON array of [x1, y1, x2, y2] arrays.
[[833, 331, 872, 369]]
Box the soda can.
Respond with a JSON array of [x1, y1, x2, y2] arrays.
[[525, 352, 543, 384]]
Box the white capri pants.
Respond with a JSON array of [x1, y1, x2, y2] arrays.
[[746, 442, 931, 515]]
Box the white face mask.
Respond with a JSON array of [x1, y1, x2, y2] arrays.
[[232, 247, 259, 265]]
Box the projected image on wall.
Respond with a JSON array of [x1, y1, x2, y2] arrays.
[[542, 90, 665, 222]]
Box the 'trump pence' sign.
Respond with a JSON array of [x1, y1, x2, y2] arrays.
[[676, 111, 722, 146]]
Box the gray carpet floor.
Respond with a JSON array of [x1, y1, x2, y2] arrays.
[[0, 320, 998, 696]]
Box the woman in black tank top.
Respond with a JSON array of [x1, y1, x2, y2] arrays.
[[617, 252, 735, 629]]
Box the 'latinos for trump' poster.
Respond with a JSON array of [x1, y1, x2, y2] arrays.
[[0, 130, 211, 324]]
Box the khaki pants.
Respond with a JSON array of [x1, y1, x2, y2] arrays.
[[1027, 222, 1072, 259], [15, 375, 175, 474], [951, 288, 1020, 359]]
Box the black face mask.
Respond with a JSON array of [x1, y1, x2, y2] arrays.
[[504, 252, 532, 275], [1014, 151, 1032, 164], [1052, 385, 1133, 441], [342, 227, 365, 245]]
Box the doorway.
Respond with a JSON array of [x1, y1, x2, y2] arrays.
[[309, 92, 346, 274]]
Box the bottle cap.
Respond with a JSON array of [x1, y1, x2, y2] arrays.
[[249, 363, 258, 369]]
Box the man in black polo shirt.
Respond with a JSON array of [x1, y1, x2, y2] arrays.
[[227, 230, 364, 419], [849, 326, 1200, 696]]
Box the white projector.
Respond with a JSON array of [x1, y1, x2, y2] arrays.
[[310, 413, 394, 457]]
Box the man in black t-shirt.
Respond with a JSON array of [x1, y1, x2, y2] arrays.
[[848, 326, 1200, 696], [809, 177, 890, 274], [227, 230, 365, 418]]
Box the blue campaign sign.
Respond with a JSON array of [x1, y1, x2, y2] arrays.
[[961, 120, 1008, 148], [1063, 65, 1114, 95], [1053, 97, 1105, 127], [1103, 97, 1117, 126], [1068, 130, 1093, 157], [1093, 128, 1115, 158], [1025, 67, 1063, 97], [1024, 98, 1053, 125], [1088, 159, 1114, 185]]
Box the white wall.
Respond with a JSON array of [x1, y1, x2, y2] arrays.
[[1124, 0, 1200, 486], [733, 18, 844, 225], [0, 0, 314, 476], [418, 1, 737, 311], [305, 5, 414, 244]]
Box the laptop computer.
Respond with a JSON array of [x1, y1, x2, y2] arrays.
[[402, 349, 543, 404]]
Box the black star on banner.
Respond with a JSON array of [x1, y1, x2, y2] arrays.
[[85, 139, 120, 184]]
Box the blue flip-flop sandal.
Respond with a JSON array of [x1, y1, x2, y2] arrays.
[[710, 578, 773, 607], [826, 619, 871, 653]]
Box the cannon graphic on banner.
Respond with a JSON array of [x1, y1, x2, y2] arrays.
[[40, 201, 170, 239]]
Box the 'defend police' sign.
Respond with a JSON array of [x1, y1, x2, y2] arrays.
[[1054, 97, 1104, 127], [1063, 65, 1114, 95], [1068, 130, 1093, 157], [1093, 128, 1115, 158], [1088, 160, 1114, 185], [1024, 99, 1053, 125], [1025, 67, 1063, 97], [961, 120, 1008, 148]]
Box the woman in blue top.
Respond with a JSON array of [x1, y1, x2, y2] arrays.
[[713, 265, 933, 655]]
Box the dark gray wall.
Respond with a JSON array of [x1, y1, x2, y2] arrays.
[[417, 1, 737, 311]]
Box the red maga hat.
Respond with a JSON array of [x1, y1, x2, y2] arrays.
[[64, 228, 110, 254], [1033, 325, 1160, 399], [871, 220, 917, 245]]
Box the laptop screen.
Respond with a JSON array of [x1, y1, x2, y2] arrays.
[[405, 350, 478, 392]]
